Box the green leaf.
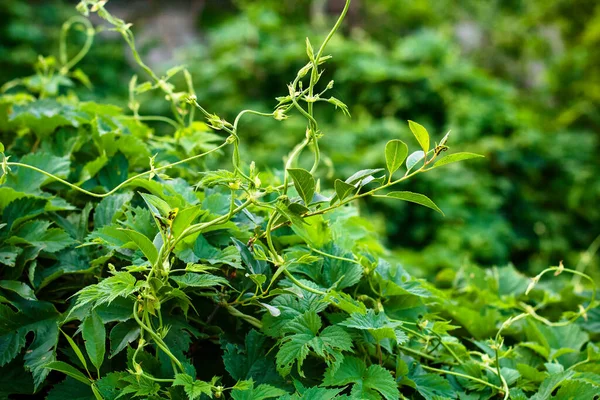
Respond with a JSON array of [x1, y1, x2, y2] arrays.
[[385, 139, 408, 177], [287, 168, 316, 206], [82, 311, 106, 371], [60, 330, 88, 374], [120, 229, 159, 265], [119, 374, 160, 397], [405, 150, 425, 172], [45, 361, 90, 386], [109, 320, 140, 358], [46, 378, 94, 400], [170, 273, 229, 289], [223, 330, 284, 387], [339, 309, 406, 344], [0, 300, 60, 389], [173, 374, 213, 400], [231, 383, 289, 400], [432, 152, 484, 168], [0, 280, 37, 301], [94, 193, 133, 228], [380, 191, 444, 215], [530, 370, 575, 400], [322, 356, 399, 400], [408, 120, 430, 152], [4, 152, 70, 193], [334, 179, 356, 202], [72, 271, 138, 312], [7, 220, 76, 253], [275, 310, 352, 377]]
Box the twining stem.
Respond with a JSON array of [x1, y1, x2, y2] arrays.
[[422, 365, 504, 392], [132, 302, 184, 372], [59, 16, 95, 74], [6, 141, 228, 198]]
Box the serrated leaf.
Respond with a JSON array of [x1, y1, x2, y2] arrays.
[[72, 271, 138, 312], [170, 273, 228, 289], [46, 377, 94, 400], [385, 139, 408, 177], [82, 311, 105, 371], [275, 310, 352, 377], [287, 168, 316, 206], [323, 356, 399, 400], [380, 191, 444, 215], [432, 152, 484, 168], [339, 309, 406, 344], [173, 374, 212, 400], [93, 193, 133, 229], [231, 383, 289, 400], [45, 361, 90, 386], [408, 120, 430, 152], [0, 300, 60, 389]]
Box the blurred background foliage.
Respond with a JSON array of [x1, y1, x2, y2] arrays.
[[1, 0, 598, 279]]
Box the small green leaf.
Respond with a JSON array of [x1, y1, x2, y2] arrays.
[[305, 37, 315, 61], [334, 179, 355, 202], [380, 191, 444, 215], [406, 150, 425, 172], [0, 280, 37, 301], [385, 139, 408, 177], [173, 374, 212, 400], [82, 311, 105, 371], [408, 120, 430, 152], [45, 361, 90, 386], [0, 142, 4, 152], [287, 168, 315, 206], [433, 152, 484, 168], [120, 229, 159, 265]]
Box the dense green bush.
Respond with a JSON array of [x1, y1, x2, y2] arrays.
[[1, 1, 599, 399]]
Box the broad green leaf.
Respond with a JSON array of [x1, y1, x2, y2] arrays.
[[530, 370, 575, 400], [287, 168, 315, 206], [44, 361, 90, 386], [120, 229, 159, 265], [172, 205, 205, 239], [408, 120, 430, 152], [93, 193, 133, 228], [339, 309, 406, 344], [345, 168, 385, 185], [3, 197, 47, 231], [82, 311, 105, 371], [432, 152, 484, 168], [385, 139, 408, 177], [275, 310, 352, 377], [380, 191, 444, 215], [119, 375, 159, 397], [231, 383, 289, 400], [109, 320, 140, 358], [0, 280, 36, 301], [223, 330, 284, 387], [405, 150, 425, 172], [0, 245, 22, 267], [173, 374, 212, 400], [7, 220, 76, 253], [334, 179, 356, 202], [0, 300, 60, 389], [46, 377, 95, 400], [322, 356, 399, 400], [170, 273, 228, 289], [4, 152, 70, 193]]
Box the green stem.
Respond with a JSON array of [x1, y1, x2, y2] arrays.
[[6, 141, 228, 198], [283, 269, 326, 295], [421, 365, 503, 392]]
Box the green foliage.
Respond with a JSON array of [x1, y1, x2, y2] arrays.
[[0, 1, 598, 399]]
